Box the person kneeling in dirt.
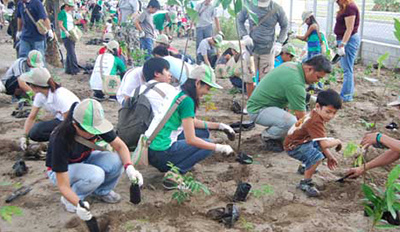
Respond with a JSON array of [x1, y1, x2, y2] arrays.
[[196, 34, 223, 68], [346, 97, 400, 179], [284, 89, 342, 197], [0, 50, 43, 100], [46, 99, 143, 216], [274, 43, 296, 68], [247, 55, 332, 152], [19, 67, 80, 149], [90, 40, 126, 102], [147, 65, 235, 189]]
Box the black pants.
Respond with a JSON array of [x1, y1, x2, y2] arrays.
[[62, 37, 80, 75], [28, 119, 62, 142], [196, 53, 217, 68]]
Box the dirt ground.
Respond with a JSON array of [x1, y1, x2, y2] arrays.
[[0, 28, 400, 232]]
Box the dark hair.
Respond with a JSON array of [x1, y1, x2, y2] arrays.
[[30, 77, 61, 93], [147, 0, 160, 9], [307, 15, 319, 26], [142, 57, 170, 81], [181, 79, 208, 111], [222, 48, 234, 57], [303, 55, 332, 73], [53, 102, 79, 151], [152, 45, 169, 57], [316, 89, 342, 109], [111, 48, 119, 57]]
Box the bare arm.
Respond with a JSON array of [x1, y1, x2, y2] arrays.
[[203, 54, 211, 66], [45, 18, 51, 30], [214, 17, 220, 32], [17, 18, 23, 31], [193, 118, 220, 129], [319, 139, 341, 158], [135, 19, 142, 31], [58, 20, 67, 32], [56, 172, 80, 206], [297, 24, 318, 41], [340, 16, 355, 45], [294, 110, 306, 120], [109, 136, 132, 166], [182, 117, 216, 150], [24, 106, 40, 135]]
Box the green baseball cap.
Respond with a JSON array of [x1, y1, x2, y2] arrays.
[[213, 34, 223, 48], [73, 99, 113, 135], [28, 50, 44, 68], [20, 67, 51, 87], [282, 43, 296, 57], [189, 65, 222, 89]]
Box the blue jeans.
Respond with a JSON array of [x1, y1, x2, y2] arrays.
[[149, 129, 212, 174], [287, 141, 325, 170], [195, 24, 213, 50], [337, 34, 360, 102], [19, 39, 45, 59], [140, 37, 153, 60], [249, 107, 297, 140], [47, 151, 123, 200]]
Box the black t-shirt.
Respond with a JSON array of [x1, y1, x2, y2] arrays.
[[92, 4, 102, 15], [46, 130, 117, 172]]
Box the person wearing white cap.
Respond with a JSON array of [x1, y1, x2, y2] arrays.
[[147, 64, 235, 189], [0, 50, 43, 98], [196, 34, 223, 68], [237, 0, 288, 80], [347, 97, 400, 179], [19, 67, 80, 149], [90, 40, 126, 101], [58, 0, 80, 75], [45, 99, 143, 219]]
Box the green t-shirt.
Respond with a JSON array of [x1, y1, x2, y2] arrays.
[[150, 92, 195, 151], [247, 62, 307, 113], [110, 56, 126, 75], [153, 13, 167, 31], [57, 10, 73, 39]]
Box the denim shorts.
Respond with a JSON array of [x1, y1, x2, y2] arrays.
[[287, 141, 325, 170]]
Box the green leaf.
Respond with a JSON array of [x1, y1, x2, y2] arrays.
[[234, 0, 242, 14], [387, 165, 400, 186], [364, 205, 374, 217], [375, 224, 400, 229], [394, 18, 400, 44], [213, 0, 222, 7], [186, 8, 199, 23], [227, 6, 236, 18], [343, 142, 359, 158], [248, 10, 259, 24], [362, 184, 380, 206], [377, 52, 390, 66], [1, 206, 23, 223], [221, 0, 232, 10], [167, 0, 182, 6]]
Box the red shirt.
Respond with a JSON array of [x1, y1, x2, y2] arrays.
[[334, 2, 360, 40], [99, 47, 122, 56]]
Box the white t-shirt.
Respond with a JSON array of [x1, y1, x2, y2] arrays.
[[116, 67, 144, 104], [90, 53, 115, 91], [134, 80, 179, 116], [66, 12, 74, 31], [33, 87, 80, 121]]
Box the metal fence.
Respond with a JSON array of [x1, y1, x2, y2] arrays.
[[296, 0, 399, 45]]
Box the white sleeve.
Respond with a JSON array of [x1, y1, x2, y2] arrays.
[[32, 93, 46, 108], [55, 88, 80, 113]]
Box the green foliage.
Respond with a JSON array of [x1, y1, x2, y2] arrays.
[[343, 142, 360, 158], [219, 17, 239, 40], [215, 0, 258, 24], [360, 119, 375, 130], [0, 206, 23, 223], [324, 66, 342, 85], [249, 185, 274, 198], [239, 217, 255, 231], [354, 154, 365, 168], [19, 91, 34, 106], [166, 162, 210, 204], [394, 18, 400, 44], [130, 48, 147, 67], [362, 165, 400, 229], [364, 63, 373, 76], [377, 52, 390, 77]]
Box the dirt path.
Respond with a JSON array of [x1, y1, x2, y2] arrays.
[[0, 28, 399, 232]]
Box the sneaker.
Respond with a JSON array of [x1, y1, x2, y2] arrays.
[[262, 139, 284, 153], [108, 96, 118, 102], [92, 95, 106, 102], [61, 196, 76, 213], [297, 179, 320, 197], [95, 190, 121, 203]]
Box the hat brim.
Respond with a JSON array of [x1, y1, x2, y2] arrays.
[[205, 81, 223, 89], [258, 2, 269, 7], [80, 119, 114, 135], [388, 101, 400, 107]]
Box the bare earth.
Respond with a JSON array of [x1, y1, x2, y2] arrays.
[[0, 28, 399, 232]]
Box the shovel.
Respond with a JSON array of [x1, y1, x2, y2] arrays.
[[78, 201, 100, 232]]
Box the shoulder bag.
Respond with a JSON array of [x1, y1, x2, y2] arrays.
[[100, 54, 121, 96]]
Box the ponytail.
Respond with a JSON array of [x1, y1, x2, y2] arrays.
[[53, 102, 79, 151]]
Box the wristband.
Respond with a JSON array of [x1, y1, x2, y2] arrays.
[[376, 133, 382, 144], [124, 162, 133, 170]]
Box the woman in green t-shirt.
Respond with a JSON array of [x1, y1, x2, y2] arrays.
[[58, 0, 80, 75], [148, 65, 235, 189]]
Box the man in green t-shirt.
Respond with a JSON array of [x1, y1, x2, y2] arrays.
[[247, 55, 332, 152]]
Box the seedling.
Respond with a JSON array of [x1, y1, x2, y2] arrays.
[[203, 93, 218, 112], [360, 119, 375, 131], [362, 165, 400, 230], [166, 162, 210, 204], [249, 185, 274, 198], [0, 206, 23, 223], [343, 142, 360, 158], [377, 52, 389, 78], [239, 217, 255, 231]]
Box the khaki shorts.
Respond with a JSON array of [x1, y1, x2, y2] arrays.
[[254, 53, 274, 80]]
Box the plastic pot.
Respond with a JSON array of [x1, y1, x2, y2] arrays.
[[130, 183, 141, 204], [232, 182, 251, 202]]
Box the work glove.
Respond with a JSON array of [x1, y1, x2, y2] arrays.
[[219, 123, 235, 134], [126, 165, 144, 186], [289, 33, 297, 40], [242, 35, 253, 47], [0, 81, 5, 93], [16, 31, 22, 40], [19, 136, 28, 151], [76, 200, 93, 221], [272, 42, 282, 56], [138, 31, 146, 38], [215, 144, 234, 155], [47, 29, 54, 40], [337, 46, 345, 56], [65, 31, 70, 38]]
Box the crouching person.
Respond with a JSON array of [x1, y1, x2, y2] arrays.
[[284, 89, 342, 197], [148, 65, 235, 189], [46, 99, 143, 216]]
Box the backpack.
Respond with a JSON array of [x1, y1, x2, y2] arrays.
[[116, 82, 165, 151]]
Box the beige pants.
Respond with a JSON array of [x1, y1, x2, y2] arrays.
[[254, 53, 275, 80]]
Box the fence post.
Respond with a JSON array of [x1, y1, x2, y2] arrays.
[[358, 0, 366, 60], [326, 0, 334, 36], [313, 0, 317, 17]]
